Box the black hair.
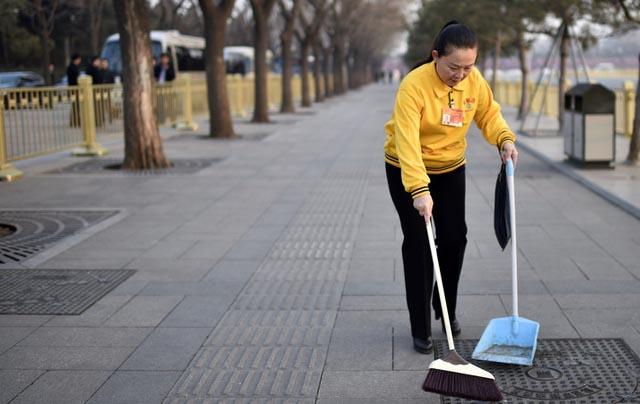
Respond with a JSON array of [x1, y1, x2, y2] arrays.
[[71, 53, 80, 61], [160, 52, 170, 58], [410, 20, 477, 72], [90, 55, 100, 63]]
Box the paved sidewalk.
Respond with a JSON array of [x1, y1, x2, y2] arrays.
[[1, 84, 639, 403]]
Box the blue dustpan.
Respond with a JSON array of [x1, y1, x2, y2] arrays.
[[472, 159, 539, 366]]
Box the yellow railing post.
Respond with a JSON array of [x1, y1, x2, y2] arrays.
[[0, 91, 23, 181], [73, 76, 107, 156], [624, 81, 635, 137], [175, 73, 198, 131]]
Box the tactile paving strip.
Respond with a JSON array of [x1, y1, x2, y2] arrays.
[[167, 168, 369, 400], [0, 210, 119, 264], [0, 269, 135, 314], [46, 158, 222, 176], [435, 338, 640, 403]]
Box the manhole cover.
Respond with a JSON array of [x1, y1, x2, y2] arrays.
[[0, 269, 135, 314], [435, 339, 640, 403], [0, 210, 119, 264], [46, 158, 222, 176]]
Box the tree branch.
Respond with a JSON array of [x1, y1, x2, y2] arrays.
[[617, 0, 640, 23]]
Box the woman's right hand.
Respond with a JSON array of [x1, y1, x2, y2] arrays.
[[413, 194, 433, 219]]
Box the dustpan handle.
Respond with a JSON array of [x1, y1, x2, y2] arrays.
[[506, 159, 518, 319], [426, 218, 455, 351]]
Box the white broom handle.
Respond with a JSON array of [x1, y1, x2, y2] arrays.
[[506, 159, 518, 318], [426, 217, 455, 351]]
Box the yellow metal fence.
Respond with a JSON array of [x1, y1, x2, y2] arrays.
[[494, 80, 636, 137], [0, 72, 323, 180]]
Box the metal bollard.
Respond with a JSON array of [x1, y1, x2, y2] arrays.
[[624, 81, 635, 138], [73, 76, 107, 156], [0, 91, 23, 181], [175, 73, 197, 131]]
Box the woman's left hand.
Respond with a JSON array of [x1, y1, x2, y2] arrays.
[[501, 141, 518, 166]]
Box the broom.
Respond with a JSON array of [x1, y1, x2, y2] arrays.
[[422, 218, 504, 402]]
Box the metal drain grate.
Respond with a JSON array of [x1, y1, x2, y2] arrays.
[[435, 339, 640, 403], [0, 269, 135, 314], [0, 210, 119, 264], [46, 158, 222, 176]]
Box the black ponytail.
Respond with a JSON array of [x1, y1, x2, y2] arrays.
[[410, 20, 477, 72]]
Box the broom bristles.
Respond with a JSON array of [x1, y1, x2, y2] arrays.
[[422, 350, 504, 402]]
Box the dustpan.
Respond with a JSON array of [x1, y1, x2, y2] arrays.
[[472, 158, 539, 366]]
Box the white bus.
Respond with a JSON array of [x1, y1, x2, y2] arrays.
[[101, 31, 270, 79], [100, 30, 205, 79]]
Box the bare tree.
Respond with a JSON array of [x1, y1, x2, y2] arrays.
[[278, 0, 300, 113], [26, 0, 59, 85], [616, 0, 640, 164], [296, 0, 327, 107], [226, 3, 253, 45], [249, 0, 277, 123], [113, 0, 170, 169], [199, 0, 236, 137], [86, 0, 107, 54]]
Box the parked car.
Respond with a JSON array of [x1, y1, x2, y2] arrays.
[[0, 71, 46, 88], [1, 71, 47, 109]]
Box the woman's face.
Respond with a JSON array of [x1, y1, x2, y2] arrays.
[[432, 46, 477, 88]]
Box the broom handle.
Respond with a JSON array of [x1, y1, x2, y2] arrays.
[[426, 217, 455, 351], [506, 159, 519, 319]]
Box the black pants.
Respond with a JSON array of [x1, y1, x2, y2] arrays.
[[386, 162, 467, 339]]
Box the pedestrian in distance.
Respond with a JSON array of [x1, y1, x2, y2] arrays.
[[66, 54, 81, 86], [100, 58, 115, 84], [384, 20, 519, 355], [66, 54, 82, 127], [86, 56, 103, 85], [154, 52, 175, 83]]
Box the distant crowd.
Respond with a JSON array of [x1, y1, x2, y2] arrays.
[[64, 52, 176, 86]]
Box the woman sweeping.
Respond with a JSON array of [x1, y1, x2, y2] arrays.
[[384, 20, 519, 354]]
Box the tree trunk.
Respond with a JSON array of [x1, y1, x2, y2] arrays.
[[491, 30, 501, 91], [87, 0, 104, 54], [200, 0, 235, 138], [0, 27, 9, 67], [280, 32, 295, 112], [558, 22, 569, 134], [333, 42, 345, 95], [250, 1, 274, 123], [322, 45, 332, 98], [300, 41, 311, 107], [313, 43, 324, 102], [113, 0, 170, 169], [40, 31, 52, 85], [625, 53, 640, 165], [516, 30, 529, 120]]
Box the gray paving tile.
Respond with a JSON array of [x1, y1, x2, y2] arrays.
[[160, 296, 230, 328], [223, 241, 275, 260], [218, 310, 336, 328], [564, 308, 640, 338], [0, 315, 52, 327], [0, 346, 134, 370], [325, 327, 392, 370], [0, 327, 35, 354], [121, 327, 210, 370], [339, 295, 407, 311], [189, 346, 327, 370], [317, 370, 432, 399], [169, 368, 321, 398], [87, 370, 181, 404], [203, 259, 262, 282], [343, 281, 405, 296], [346, 258, 394, 282], [105, 296, 183, 327], [544, 279, 640, 294], [499, 294, 580, 338], [555, 293, 640, 309], [139, 280, 244, 297], [9, 370, 111, 404], [44, 295, 132, 327], [0, 370, 44, 404], [204, 326, 332, 347], [17, 327, 151, 347]]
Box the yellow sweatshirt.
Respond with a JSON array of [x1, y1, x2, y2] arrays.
[[384, 61, 515, 199]]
